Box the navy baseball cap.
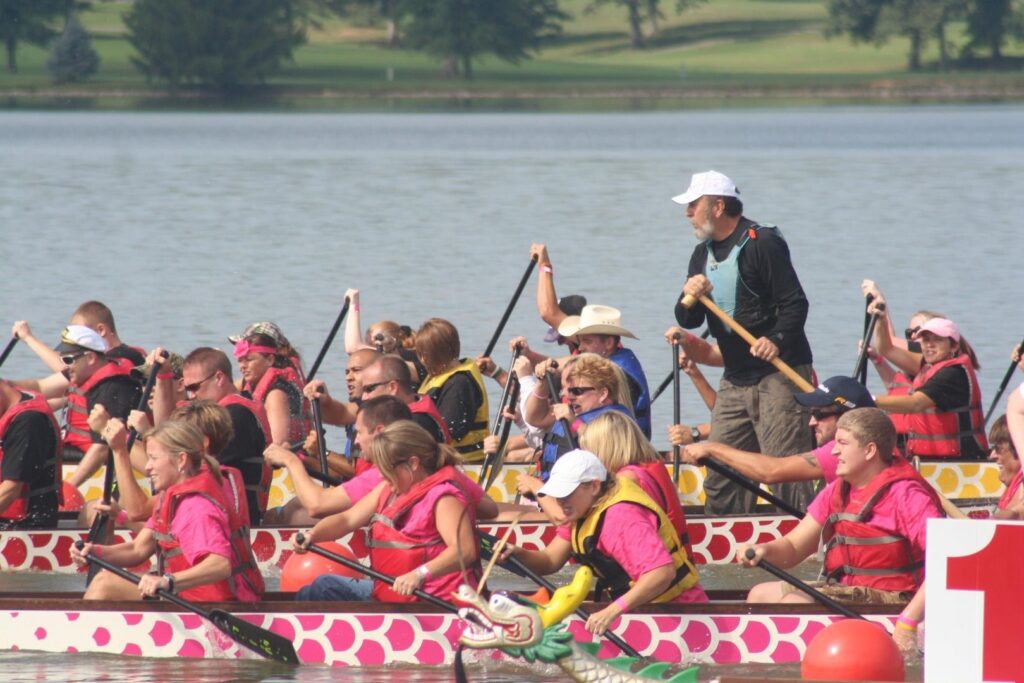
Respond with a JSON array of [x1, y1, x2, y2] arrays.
[[794, 376, 875, 411]]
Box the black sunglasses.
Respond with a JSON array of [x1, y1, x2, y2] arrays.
[[184, 372, 216, 396], [904, 327, 920, 341], [566, 386, 597, 397], [810, 408, 843, 421], [361, 380, 393, 394]]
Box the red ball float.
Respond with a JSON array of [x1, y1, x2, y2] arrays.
[[802, 618, 905, 682], [279, 542, 362, 592], [58, 481, 85, 512]]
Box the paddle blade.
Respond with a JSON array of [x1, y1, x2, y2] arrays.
[[208, 608, 300, 664]]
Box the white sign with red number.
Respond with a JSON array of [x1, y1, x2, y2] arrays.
[[925, 518, 1024, 683]]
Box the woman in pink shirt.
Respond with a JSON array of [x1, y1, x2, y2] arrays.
[[71, 419, 263, 602], [500, 449, 706, 637], [292, 420, 480, 602]]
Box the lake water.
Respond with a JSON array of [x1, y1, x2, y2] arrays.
[[0, 105, 1016, 681]]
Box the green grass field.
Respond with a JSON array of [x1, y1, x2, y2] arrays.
[[2, 0, 1023, 108]]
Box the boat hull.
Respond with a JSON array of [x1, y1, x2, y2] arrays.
[[0, 594, 900, 666]]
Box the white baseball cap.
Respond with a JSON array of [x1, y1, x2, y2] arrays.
[[537, 449, 608, 499], [671, 170, 740, 206], [54, 325, 108, 354]]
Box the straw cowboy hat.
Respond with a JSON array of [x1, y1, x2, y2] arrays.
[[557, 305, 637, 339]]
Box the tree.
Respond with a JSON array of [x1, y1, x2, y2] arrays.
[[589, 0, 705, 47], [826, 0, 952, 71], [403, 0, 566, 80], [963, 0, 1014, 62], [0, 0, 70, 72], [123, 0, 307, 92], [47, 13, 98, 83]]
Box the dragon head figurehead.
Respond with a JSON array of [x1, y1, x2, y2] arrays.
[[455, 565, 593, 649]]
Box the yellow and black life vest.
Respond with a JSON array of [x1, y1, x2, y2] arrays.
[[418, 358, 489, 461], [570, 477, 699, 602]]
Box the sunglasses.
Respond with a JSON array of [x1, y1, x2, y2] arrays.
[[566, 386, 597, 397], [810, 408, 843, 421], [361, 380, 392, 394], [60, 353, 86, 365], [184, 372, 216, 397], [904, 327, 920, 341]]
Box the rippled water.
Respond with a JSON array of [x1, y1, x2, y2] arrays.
[[0, 105, 1015, 681]]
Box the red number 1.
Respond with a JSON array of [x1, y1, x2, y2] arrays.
[[946, 524, 1024, 683]]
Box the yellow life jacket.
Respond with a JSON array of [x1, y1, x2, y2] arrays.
[[418, 358, 489, 462], [571, 477, 699, 603]]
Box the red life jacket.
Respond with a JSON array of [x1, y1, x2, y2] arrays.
[[906, 354, 988, 458], [64, 359, 137, 453], [637, 461, 691, 556], [243, 366, 311, 446], [822, 458, 941, 593], [152, 466, 265, 602], [886, 371, 914, 437], [367, 465, 480, 603], [0, 391, 63, 520], [998, 469, 1023, 511], [407, 394, 452, 444], [218, 393, 272, 516]]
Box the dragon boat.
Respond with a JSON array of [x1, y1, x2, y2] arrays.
[[0, 588, 901, 667]]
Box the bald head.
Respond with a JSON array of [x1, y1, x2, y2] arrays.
[[346, 349, 381, 399]]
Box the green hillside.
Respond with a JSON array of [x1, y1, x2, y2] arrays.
[[2, 0, 1023, 108]]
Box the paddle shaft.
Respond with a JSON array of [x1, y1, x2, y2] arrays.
[[483, 257, 537, 359], [852, 309, 881, 382], [297, 534, 458, 613], [0, 336, 17, 369], [482, 377, 521, 492], [89, 351, 167, 542], [856, 294, 876, 384], [306, 297, 350, 382], [478, 533, 641, 658], [650, 329, 711, 405], [701, 458, 804, 519], [77, 541, 299, 663], [671, 337, 682, 483], [681, 294, 814, 392], [480, 348, 521, 489], [745, 549, 864, 620], [310, 398, 329, 488], [984, 337, 1024, 426]]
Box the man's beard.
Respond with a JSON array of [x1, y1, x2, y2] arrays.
[[692, 220, 714, 241]]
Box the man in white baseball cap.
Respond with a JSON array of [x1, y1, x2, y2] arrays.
[[671, 170, 816, 516]]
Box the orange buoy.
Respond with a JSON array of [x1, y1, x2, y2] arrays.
[[279, 542, 362, 592], [802, 618, 905, 682], [58, 482, 85, 512]]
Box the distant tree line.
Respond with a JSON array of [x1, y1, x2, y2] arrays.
[[1, 0, 1023, 90]]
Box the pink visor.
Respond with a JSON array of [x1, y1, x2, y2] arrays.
[[914, 318, 961, 343], [233, 341, 278, 359]]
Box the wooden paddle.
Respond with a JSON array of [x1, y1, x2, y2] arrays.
[[482, 255, 538, 359], [478, 531, 642, 658], [671, 333, 683, 482], [984, 337, 1024, 427], [680, 294, 814, 392], [295, 533, 458, 613], [75, 540, 299, 664], [0, 336, 18, 369], [744, 548, 864, 620], [86, 350, 168, 583]]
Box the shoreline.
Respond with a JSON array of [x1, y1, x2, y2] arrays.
[[4, 81, 1024, 111]]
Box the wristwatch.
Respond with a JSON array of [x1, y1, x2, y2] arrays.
[[690, 427, 701, 443], [162, 573, 176, 593]]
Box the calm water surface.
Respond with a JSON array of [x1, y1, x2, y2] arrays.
[[0, 106, 1014, 681]]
